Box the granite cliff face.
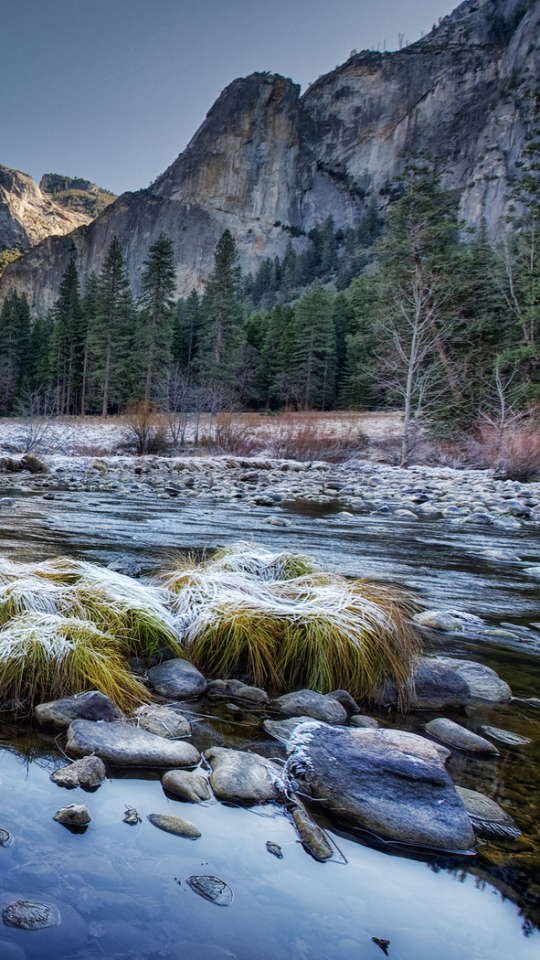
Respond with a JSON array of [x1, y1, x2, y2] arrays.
[[0, 165, 93, 253], [2, 0, 539, 313]]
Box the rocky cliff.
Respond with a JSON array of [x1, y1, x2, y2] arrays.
[[2, 0, 539, 314], [0, 165, 94, 253]]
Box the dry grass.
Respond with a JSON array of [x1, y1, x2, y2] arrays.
[[452, 423, 540, 481], [162, 544, 421, 698]]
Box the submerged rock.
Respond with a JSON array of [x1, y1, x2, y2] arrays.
[[134, 705, 191, 739], [290, 798, 333, 860], [35, 690, 120, 729], [207, 679, 269, 704], [66, 719, 200, 767], [285, 724, 474, 850], [162, 770, 210, 802], [147, 813, 201, 838], [435, 658, 512, 702], [264, 716, 317, 743], [481, 725, 532, 746], [455, 786, 521, 840], [148, 659, 207, 699], [123, 807, 141, 824], [274, 690, 347, 724], [266, 841, 283, 858], [2, 899, 60, 930], [186, 876, 233, 905], [348, 714, 379, 728], [53, 804, 91, 826], [51, 755, 106, 788], [425, 718, 500, 755], [205, 746, 281, 803]]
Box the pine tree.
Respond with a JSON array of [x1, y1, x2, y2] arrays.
[[49, 258, 85, 414], [198, 230, 244, 387], [0, 291, 31, 414], [173, 289, 201, 369], [87, 238, 135, 417], [292, 279, 336, 409], [80, 273, 99, 416], [137, 233, 177, 399]]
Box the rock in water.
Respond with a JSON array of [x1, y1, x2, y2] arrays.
[[123, 807, 141, 824], [290, 799, 333, 861], [134, 705, 191, 738], [326, 690, 359, 716], [0, 830, 12, 847], [53, 804, 91, 826], [147, 813, 200, 838], [207, 678, 269, 704], [147, 659, 207, 699], [481, 725, 532, 746], [455, 786, 521, 840], [266, 841, 283, 858], [375, 657, 471, 709], [264, 716, 319, 743], [35, 690, 120, 728], [435, 658, 512, 702], [162, 770, 210, 802], [274, 690, 347, 724], [66, 719, 200, 767], [51, 755, 106, 788], [348, 714, 379, 728], [425, 719, 499, 755], [2, 899, 60, 929], [285, 724, 475, 850], [205, 747, 281, 803], [186, 876, 233, 905]]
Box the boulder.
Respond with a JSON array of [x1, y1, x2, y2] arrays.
[[375, 658, 471, 710], [66, 719, 200, 767], [285, 723, 474, 850], [35, 690, 120, 729], [481, 725, 531, 746], [205, 747, 281, 803], [53, 804, 91, 826], [435, 658, 512, 702], [148, 659, 207, 699], [348, 714, 379, 729], [425, 718, 499, 755], [162, 770, 210, 802], [455, 786, 521, 840], [327, 689, 359, 716], [264, 716, 316, 743], [133, 705, 191, 738], [274, 690, 347, 724], [147, 813, 200, 838], [51, 755, 106, 788], [207, 678, 269, 704]]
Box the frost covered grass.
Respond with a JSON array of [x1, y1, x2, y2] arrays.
[[0, 613, 148, 710], [163, 544, 420, 698]]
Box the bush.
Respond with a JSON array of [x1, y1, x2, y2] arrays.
[[198, 413, 263, 456], [457, 423, 540, 481], [267, 416, 369, 463], [121, 400, 170, 455]]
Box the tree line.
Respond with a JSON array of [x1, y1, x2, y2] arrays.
[[0, 114, 539, 458]]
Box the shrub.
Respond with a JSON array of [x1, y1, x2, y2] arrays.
[[458, 423, 540, 481], [198, 413, 263, 456], [266, 416, 368, 463], [121, 400, 170, 455]]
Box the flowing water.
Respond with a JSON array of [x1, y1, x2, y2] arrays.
[[0, 488, 539, 959]]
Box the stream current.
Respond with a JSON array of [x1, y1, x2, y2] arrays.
[[0, 488, 539, 959]]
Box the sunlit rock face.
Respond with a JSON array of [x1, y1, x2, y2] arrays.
[[0, 165, 92, 252], [2, 0, 539, 313]]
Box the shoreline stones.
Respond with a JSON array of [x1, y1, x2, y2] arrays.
[[51, 755, 106, 788], [274, 690, 347, 724], [425, 719, 500, 755], [147, 813, 200, 838], [162, 770, 210, 802], [207, 678, 269, 705], [133, 705, 191, 739], [147, 659, 207, 699], [205, 747, 281, 803], [54, 804, 91, 826], [285, 723, 475, 850], [66, 719, 200, 767], [35, 691, 120, 729], [375, 657, 511, 710], [455, 786, 521, 840]]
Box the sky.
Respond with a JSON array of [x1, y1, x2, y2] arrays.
[[0, 0, 459, 196]]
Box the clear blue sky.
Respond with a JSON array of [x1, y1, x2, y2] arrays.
[[0, 0, 458, 195]]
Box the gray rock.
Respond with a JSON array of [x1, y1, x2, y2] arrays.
[[207, 679, 269, 704], [148, 659, 207, 699], [274, 689, 347, 724], [205, 746, 281, 803], [435, 657, 512, 701], [290, 798, 333, 860], [266, 841, 283, 858], [481, 725, 532, 745], [53, 804, 91, 826], [134, 705, 191, 738], [186, 875, 233, 905], [2, 898, 60, 930], [286, 724, 474, 850], [348, 714, 379, 728], [425, 718, 499, 755], [147, 813, 200, 838], [327, 689, 359, 716], [162, 770, 210, 802], [455, 786, 521, 840], [264, 716, 317, 743], [107, 558, 142, 577], [413, 610, 483, 632], [51, 755, 106, 788], [123, 807, 141, 824], [375, 657, 471, 710], [35, 690, 120, 729], [66, 719, 200, 767]]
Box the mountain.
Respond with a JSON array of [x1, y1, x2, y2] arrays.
[[2, 0, 539, 314], [40, 174, 116, 219]]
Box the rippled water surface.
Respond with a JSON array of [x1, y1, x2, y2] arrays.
[[0, 489, 539, 958]]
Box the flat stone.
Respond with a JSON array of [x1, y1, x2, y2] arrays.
[[207, 679, 269, 704], [348, 714, 379, 728], [435, 658, 512, 701], [205, 747, 281, 803], [162, 770, 210, 802], [148, 659, 207, 699], [274, 690, 347, 724], [35, 690, 120, 729], [481, 725, 532, 746], [134, 705, 191, 738], [455, 786, 521, 839], [54, 804, 91, 826], [51, 755, 106, 788], [327, 689, 359, 716], [66, 719, 200, 767], [186, 875, 233, 905], [425, 718, 499, 755], [285, 724, 474, 850], [290, 799, 333, 860], [147, 813, 200, 838]]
